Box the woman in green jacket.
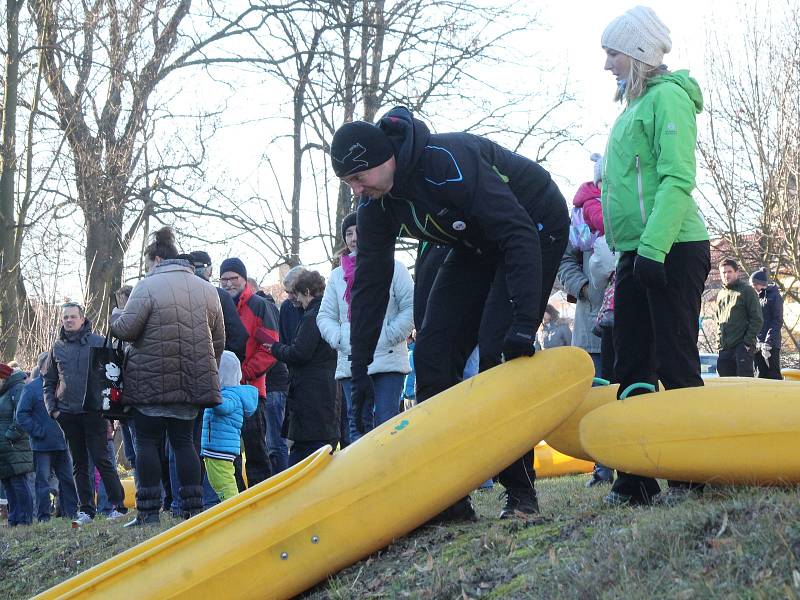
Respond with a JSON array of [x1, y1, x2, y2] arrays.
[[600, 6, 710, 507]]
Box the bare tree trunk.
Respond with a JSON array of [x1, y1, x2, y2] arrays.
[[84, 201, 125, 329], [0, 0, 24, 360]]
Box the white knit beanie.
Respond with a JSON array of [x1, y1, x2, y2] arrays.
[[601, 6, 672, 67], [590, 153, 604, 185], [218, 350, 242, 388]]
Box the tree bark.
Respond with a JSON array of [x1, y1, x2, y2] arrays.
[[0, 0, 24, 360]]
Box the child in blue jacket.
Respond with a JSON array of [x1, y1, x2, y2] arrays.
[[201, 351, 258, 501]]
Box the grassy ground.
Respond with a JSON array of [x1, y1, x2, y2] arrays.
[[2, 477, 799, 599]]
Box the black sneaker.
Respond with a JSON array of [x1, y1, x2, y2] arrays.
[[602, 490, 653, 507], [427, 496, 477, 524], [499, 489, 540, 520]]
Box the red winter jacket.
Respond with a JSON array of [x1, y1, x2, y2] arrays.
[[572, 182, 604, 235], [234, 284, 280, 397]]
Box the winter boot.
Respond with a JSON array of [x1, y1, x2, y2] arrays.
[[126, 485, 162, 527], [499, 488, 540, 520], [427, 496, 477, 525], [179, 485, 204, 520]]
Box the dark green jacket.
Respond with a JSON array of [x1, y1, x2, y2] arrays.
[[0, 370, 33, 479], [716, 279, 763, 351]]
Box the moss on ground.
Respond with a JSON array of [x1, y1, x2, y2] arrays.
[[2, 478, 799, 599]]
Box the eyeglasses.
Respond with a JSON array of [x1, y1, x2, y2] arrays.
[[219, 276, 242, 284]]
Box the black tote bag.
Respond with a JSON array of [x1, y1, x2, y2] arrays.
[[83, 329, 129, 419]]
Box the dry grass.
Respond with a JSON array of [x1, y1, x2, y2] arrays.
[[2, 476, 799, 599]]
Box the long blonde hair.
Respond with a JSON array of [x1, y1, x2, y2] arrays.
[[615, 59, 669, 103]]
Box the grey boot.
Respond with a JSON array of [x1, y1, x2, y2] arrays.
[[126, 485, 162, 527], [180, 485, 204, 520]]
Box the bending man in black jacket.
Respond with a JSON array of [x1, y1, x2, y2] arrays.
[[330, 107, 569, 521]]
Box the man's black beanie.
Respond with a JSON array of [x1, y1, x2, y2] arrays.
[[189, 251, 212, 267], [330, 121, 394, 177], [220, 257, 247, 280], [341, 211, 358, 242]]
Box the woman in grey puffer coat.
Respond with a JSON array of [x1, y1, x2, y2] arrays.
[[112, 227, 224, 526]]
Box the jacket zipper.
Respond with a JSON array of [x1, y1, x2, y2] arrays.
[[603, 183, 617, 252], [635, 155, 646, 225]]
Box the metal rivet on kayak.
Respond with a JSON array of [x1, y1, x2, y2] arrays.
[[281, 552, 288, 560], [311, 536, 319, 544]]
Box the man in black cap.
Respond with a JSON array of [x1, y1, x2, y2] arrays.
[[330, 106, 570, 521], [180, 251, 249, 363], [750, 267, 784, 379]]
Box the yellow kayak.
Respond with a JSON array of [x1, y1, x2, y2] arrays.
[[36, 347, 594, 600], [782, 369, 800, 381], [546, 384, 618, 461], [546, 377, 797, 461], [533, 441, 594, 477], [579, 381, 800, 485]]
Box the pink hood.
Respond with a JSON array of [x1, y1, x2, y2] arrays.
[[572, 182, 601, 208]]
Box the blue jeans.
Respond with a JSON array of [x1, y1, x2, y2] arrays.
[[34, 450, 78, 520], [342, 372, 405, 443], [1, 474, 33, 526], [289, 439, 336, 467], [265, 391, 289, 474]]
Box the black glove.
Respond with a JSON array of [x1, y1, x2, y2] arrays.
[[350, 364, 374, 434], [633, 255, 667, 289], [502, 323, 536, 362]]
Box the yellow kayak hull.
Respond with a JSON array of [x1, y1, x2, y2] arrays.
[[782, 369, 800, 381], [533, 441, 594, 477], [546, 385, 618, 461], [120, 477, 135, 509], [36, 347, 594, 600], [547, 377, 796, 462], [579, 382, 800, 485]]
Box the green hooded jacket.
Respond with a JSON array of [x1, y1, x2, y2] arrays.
[[601, 70, 709, 262]]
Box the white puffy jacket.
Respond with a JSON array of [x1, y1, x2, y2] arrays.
[[317, 259, 414, 379]]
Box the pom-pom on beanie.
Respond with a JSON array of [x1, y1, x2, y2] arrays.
[[590, 153, 604, 185]]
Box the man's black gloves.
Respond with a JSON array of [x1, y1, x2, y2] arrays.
[[633, 255, 667, 289], [502, 323, 536, 362], [349, 364, 374, 434]]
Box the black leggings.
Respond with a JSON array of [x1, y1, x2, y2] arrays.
[[610, 241, 711, 500], [133, 410, 200, 492]]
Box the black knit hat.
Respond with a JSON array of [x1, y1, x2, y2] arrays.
[[220, 257, 247, 280], [188, 251, 212, 268], [750, 268, 769, 285], [341, 212, 358, 242], [330, 121, 394, 177]]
